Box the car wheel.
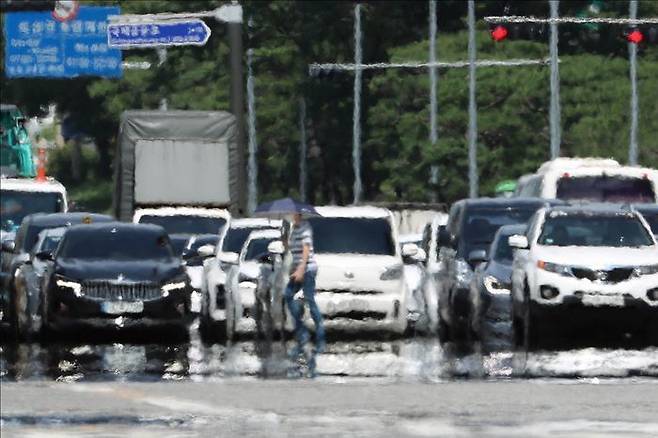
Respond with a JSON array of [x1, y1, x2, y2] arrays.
[[13, 283, 29, 341], [438, 313, 451, 343], [225, 291, 236, 342], [39, 292, 54, 341], [512, 300, 524, 348], [645, 318, 658, 346], [522, 293, 538, 351], [200, 287, 227, 343]]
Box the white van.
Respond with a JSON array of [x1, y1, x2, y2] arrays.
[[515, 157, 658, 203]]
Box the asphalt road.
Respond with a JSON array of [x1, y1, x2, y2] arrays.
[[2, 378, 658, 437]]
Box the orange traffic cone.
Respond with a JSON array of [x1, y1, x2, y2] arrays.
[[36, 147, 47, 181]]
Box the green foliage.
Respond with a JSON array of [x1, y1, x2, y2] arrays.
[[2, 0, 657, 208]]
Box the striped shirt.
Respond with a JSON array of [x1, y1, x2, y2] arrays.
[[289, 220, 317, 272]]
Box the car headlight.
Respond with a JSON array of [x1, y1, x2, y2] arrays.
[[162, 281, 187, 294], [483, 275, 511, 295], [633, 264, 658, 277], [537, 260, 573, 277], [55, 276, 82, 297], [380, 264, 403, 281]]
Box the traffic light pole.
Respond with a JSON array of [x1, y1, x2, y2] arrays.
[[310, 2, 551, 202], [485, 2, 658, 166]]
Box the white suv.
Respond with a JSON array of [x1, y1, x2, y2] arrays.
[[308, 206, 416, 335], [509, 205, 658, 348], [199, 218, 281, 340]]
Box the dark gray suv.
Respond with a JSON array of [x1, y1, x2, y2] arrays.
[[436, 197, 564, 343]]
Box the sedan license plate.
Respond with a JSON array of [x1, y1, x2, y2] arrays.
[[581, 294, 624, 307], [101, 301, 144, 315]]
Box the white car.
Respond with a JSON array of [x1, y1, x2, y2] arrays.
[[515, 157, 658, 203], [199, 218, 281, 341], [306, 206, 417, 335], [223, 229, 282, 340], [509, 204, 658, 348]]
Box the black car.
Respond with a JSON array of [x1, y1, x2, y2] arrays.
[[1, 212, 113, 337], [41, 223, 193, 337], [436, 197, 564, 342], [468, 224, 526, 346], [634, 204, 658, 237]]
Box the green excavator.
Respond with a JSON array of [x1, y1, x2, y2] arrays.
[[1, 104, 36, 178]]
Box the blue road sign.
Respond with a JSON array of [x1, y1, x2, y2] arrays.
[[3, 6, 122, 78], [107, 20, 211, 49]]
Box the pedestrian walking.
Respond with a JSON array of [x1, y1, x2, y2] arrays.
[[284, 212, 325, 357]]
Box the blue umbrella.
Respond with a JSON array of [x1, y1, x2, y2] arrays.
[[253, 197, 320, 219]]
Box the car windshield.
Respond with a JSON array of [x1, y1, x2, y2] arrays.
[[0, 190, 64, 232], [556, 176, 655, 203], [464, 207, 537, 247], [58, 228, 174, 260], [138, 215, 226, 235], [244, 237, 276, 261], [639, 212, 658, 235], [309, 217, 395, 255], [538, 213, 654, 247], [493, 232, 516, 263], [222, 226, 273, 253], [40, 235, 63, 254]]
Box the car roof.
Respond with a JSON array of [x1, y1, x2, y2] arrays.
[[133, 207, 231, 220], [633, 204, 658, 214], [314, 205, 392, 219], [246, 229, 281, 241], [230, 218, 282, 228], [65, 222, 166, 235], [495, 224, 527, 236], [543, 203, 636, 215], [1, 177, 67, 193], [454, 197, 565, 209], [38, 227, 67, 238], [23, 212, 113, 227]]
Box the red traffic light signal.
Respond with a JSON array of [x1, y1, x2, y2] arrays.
[[627, 29, 643, 44], [491, 25, 508, 42]]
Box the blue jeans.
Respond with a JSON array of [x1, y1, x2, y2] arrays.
[[284, 269, 325, 350]]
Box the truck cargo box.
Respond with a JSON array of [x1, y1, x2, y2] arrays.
[[114, 110, 239, 221]]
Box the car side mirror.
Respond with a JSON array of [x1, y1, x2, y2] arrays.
[[411, 248, 427, 263], [267, 240, 285, 255], [218, 252, 239, 265], [401, 243, 419, 258], [35, 250, 53, 261], [468, 249, 488, 264], [197, 244, 216, 259], [508, 234, 529, 249], [2, 240, 15, 253]]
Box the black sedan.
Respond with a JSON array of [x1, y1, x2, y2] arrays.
[[41, 223, 193, 337], [1, 212, 113, 338], [468, 224, 527, 347]]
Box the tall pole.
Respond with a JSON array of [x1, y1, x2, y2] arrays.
[[246, 49, 258, 214], [229, 20, 247, 214], [299, 97, 308, 202], [352, 3, 363, 204], [467, 0, 478, 198], [549, 0, 561, 159], [628, 0, 639, 165], [429, 0, 438, 146]]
